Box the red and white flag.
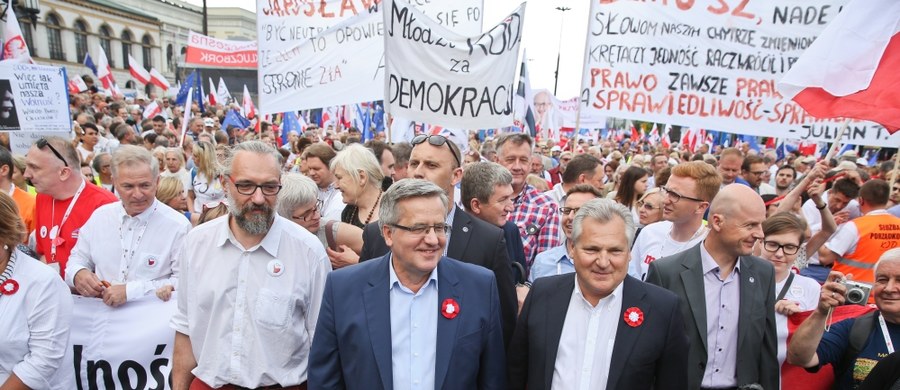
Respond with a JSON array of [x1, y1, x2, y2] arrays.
[[128, 55, 151, 85], [142, 100, 161, 119], [208, 78, 218, 106], [1, 7, 33, 63], [661, 124, 672, 149], [96, 44, 117, 91], [149, 68, 170, 91], [68, 77, 88, 94], [241, 84, 256, 120], [778, 0, 900, 133]]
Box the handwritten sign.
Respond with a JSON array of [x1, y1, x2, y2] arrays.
[[384, 0, 524, 129], [185, 31, 257, 69], [579, 0, 900, 147], [256, 0, 484, 114]]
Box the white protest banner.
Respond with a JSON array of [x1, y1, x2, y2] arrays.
[[0, 62, 69, 132], [69, 295, 176, 390], [257, 0, 484, 114], [185, 31, 257, 69], [384, 0, 524, 129], [579, 1, 900, 147]]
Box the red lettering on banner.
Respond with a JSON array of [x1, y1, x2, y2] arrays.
[[735, 78, 782, 99], [261, 0, 381, 18], [590, 68, 657, 91]]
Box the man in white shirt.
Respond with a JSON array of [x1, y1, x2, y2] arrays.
[[630, 161, 721, 280], [303, 143, 345, 221], [67, 145, 190, 306], [508, 198, 689, 389], [171, 141, 330, 390]]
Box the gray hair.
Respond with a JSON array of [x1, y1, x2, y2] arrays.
[[495, 133, 533, 156], [221, 141, 281, 177], [165, 147, 185, 168], [875, 248, 900, 276], [111, 145, 159, 179], [330, 143, 384, 189], [572, 198, 636, 248], [460, 162, 512, 212], [277, 172, 318, 219], [378, 179, 448, 231], [91, 152, 111, 173]]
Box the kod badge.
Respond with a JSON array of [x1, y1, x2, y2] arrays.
[[267, 260, 284, 277]]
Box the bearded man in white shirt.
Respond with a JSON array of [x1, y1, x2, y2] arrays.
[[67, 145, 191, 306], [171, 141, 330, 390]]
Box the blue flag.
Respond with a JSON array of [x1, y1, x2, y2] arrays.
[[837, 143, 855, 158], [356, 103, 373, 141], [176, 70, 205, 112], [221, 109, 250, 130], [373, 103, 384, 132], [740, 135, 760, 152], [866, 149, 878, 166], [83, 53, 97, 76], [281, 111, 301, 144]]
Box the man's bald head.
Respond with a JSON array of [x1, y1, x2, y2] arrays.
[[709, 184, 765, 218]]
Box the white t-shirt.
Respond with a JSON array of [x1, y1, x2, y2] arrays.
[[190, 169, 226, 211], [161, 168, 192, 197], [630, 221, 709, 280], [801, 190, 860, 265], [774, 273, 821, 366]]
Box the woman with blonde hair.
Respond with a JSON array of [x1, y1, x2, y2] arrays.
[[331, 144, 385, 228], [188, 140, 225, 213]]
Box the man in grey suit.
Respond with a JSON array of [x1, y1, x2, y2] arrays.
[[646, 184, 779, 390]]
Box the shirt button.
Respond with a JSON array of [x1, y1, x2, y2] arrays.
[[720, 326, 724, 330]]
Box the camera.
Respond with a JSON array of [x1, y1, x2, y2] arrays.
[[841, 280, 873, 305]]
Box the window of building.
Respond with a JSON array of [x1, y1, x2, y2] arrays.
[[166, 44, 173, 71], [46, 14, 64, 60], [74, 20, 89, 62], [141, 34, 153, 70], [99, 25, 113, 67], [18, 19, 34, 56], [121, 30, 133, 69]]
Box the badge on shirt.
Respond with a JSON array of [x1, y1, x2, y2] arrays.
[[40, 226, 47, 238], [525, 224, 539, 235], [146, 256, 158, 268], [49, 225, 59, 240], [71, 228, 81, 239], [267, 260, 284, 277]]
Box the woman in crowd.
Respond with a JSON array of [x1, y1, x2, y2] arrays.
[[758, 212, 822, 370], [330, 144, 384, 228], [636, 187, 665, 232], [0, 192, 74, 389], [601, 159, 620, 195], [161, 147, 191, 197], [277, 173, 363, 269], [188, 140, 225, 215], [156, 176, 196, 224], [613, 165, 650, 222]]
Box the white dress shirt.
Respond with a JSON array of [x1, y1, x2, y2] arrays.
[[170, 215, 331, 388], [66, 199, 191, 301], [552, 279, 623, 390], [0, 250, 74, 389]]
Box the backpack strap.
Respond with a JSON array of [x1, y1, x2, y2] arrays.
[[833, 311, 879, 385], [325, 220, 338, 251]]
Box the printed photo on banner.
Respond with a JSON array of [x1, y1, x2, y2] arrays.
[[0, 79, 20, 131]]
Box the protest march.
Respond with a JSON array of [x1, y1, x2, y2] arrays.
[[1, 0, 900, 389]]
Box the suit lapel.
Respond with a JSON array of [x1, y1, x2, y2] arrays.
[[737, 257, 755, 354], [679, 246, 708, 351], [544, 275, 575, 389], [363, 255, 394, 390], [434, 258, 461, 389], [606, 277, 647, 390], [447, 207, 470, 260]]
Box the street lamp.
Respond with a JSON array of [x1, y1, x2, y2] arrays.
[[553, 6, 570, 96]]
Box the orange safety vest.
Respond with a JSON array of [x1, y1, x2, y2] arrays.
[[833, 213, 900, 302]]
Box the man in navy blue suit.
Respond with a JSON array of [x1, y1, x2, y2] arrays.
[[508, 198, 689, 389], [309, 179, 506, 390]]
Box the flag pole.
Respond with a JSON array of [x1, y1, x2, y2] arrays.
[[179, 87, 193, 147], [890, 148, 900, 189], [571, 4, 595, 153], [823, 119, 852, 162], [386, 113, 393, 143]]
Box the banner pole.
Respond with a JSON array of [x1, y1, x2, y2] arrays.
[[823, 119, 852, 162], [386, 113, 393, 143], [890, 147, 900, 189]]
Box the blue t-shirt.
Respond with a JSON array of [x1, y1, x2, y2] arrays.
[[816, 312, 900, 389]]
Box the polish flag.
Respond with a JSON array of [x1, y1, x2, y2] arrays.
[[96, 44, 116, 91], [68, 77, 88, 94], [208, 78, 218, 106], [661, 124, 672, 149], [241, 84, 256, 120], [1, 7, 33, 63], [778, 0, 900, 133], [128, 55, 151, 85], [142, 100, 162, 119], [149, 68, 170, 91]]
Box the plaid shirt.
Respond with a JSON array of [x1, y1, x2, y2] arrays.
[[509, 184, 561, 273]]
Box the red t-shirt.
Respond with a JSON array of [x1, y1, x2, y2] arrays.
[[34, 183, 117, 278]]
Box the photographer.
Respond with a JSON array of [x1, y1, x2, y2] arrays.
[[787, 249, 900, 389]]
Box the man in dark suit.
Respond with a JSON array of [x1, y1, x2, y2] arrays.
[[309, 180, 506, 390], [359, 134, 517, 345], [508, 198, 689, 390], [646, 184, 779, 390]]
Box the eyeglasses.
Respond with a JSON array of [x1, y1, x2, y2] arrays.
[[411, 134, 461, 168], [762, 240, 800, 255], [660, 186, 705, 204], [747, 170, 767, 176], [559, 207, 580, 215], [389, 223, 451, 236], [295, 200, 324, 221], [637, 201, 661, 211], [227, 176, 282, 196], [36, 138, 69, 167]]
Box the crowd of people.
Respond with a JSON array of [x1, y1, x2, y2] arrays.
[[0, 88, 899, 390]]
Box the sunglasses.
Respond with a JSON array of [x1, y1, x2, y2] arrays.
[[36, 138, 69, 167], [411, 135, 460, 167]]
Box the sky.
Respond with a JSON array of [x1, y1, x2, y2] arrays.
[[184, 0, 589, 98]]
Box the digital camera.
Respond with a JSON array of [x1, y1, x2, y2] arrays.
[[841, 280, 873, 305]]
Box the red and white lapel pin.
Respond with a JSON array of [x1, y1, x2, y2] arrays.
[[1, 279, 19, 296], [441, 298, 460, 319], [623, 307, 644, 327]]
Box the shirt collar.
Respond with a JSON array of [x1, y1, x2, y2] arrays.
[[216, 214, 284, 256], [118, 198, 159, 224], [700, 239, 741, 275], [573, 274, 624, 308], [389, 253, 439, 292], [554, 243, 572, 265]]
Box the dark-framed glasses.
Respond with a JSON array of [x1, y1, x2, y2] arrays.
[[36, 138, 69, 167], [660, 186, 705, 204], [389, 223, 451, 236], [411, 134, 461, 167], [762, 240, 800, 255], [227, 176, 282, 196], [637, 201, 661, 211], [559, 207, 580, 215], [295, 200, 324, 221]]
